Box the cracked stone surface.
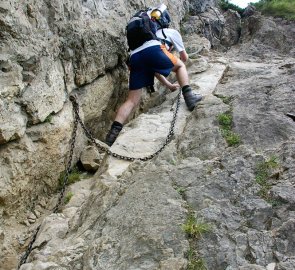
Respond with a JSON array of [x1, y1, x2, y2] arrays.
[[1, 2, 295, 270]]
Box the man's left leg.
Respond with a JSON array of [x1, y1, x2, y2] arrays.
[[106, 89, 142, 146]]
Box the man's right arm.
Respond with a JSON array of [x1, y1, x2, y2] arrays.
[[179, 50, 188, 62], [169, 29, 188, 62], [155, 73, 179, 91]]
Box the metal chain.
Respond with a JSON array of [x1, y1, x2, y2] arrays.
[[18, 90, 181, 268], [71, 88, 181, 161], [53, 95, 79, 213], [18, 224, 41, 268], [18, 96, 79, 269]]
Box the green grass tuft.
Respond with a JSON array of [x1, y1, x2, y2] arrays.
[[64, 192, 74, 204], [58, 166, 82, 188], [255, 156, 279, 199], [218, 113, 232, 127], [186, 248, 208, 270], [44, 114, 53, 123], [182, 214, 211, 239], [218, 112, 241, 147]]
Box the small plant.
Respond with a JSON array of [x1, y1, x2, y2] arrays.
[[58, 166, 81, 188], [217, 112, 241, 147], [182, 214, 211, 239], [256, 156, 279, 184], [206, 165, 213, 175], [176, 186, 186, 196], [173, 184, 186, 196], [168, 158, 177, 166], [218, 113, 232, 127], [186, 248, 208, 270], [255, 156, 279, 199], [222, 130, 241, 146], [44, 114, 53, 123], [64, 192, 74, 204]]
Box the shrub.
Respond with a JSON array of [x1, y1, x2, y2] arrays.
[[253, 0, 295, 20]]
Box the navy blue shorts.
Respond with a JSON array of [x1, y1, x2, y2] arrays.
[[129, 45, 177, 90]]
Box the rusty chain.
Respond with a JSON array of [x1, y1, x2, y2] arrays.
[[18, 96, 80, 268], [17, 224, 41, 268], [73, 89, 181, 161], [18, 89, 181, 268]]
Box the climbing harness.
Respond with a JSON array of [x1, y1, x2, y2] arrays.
[[18, 88, 181, 268]]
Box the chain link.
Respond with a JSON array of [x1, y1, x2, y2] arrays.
[[18, 90, 181, 268]]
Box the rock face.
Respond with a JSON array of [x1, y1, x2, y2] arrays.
[[0, 0, 186, 241], [1, 1, 295, 270], [189, 0, 218, 14], [239, 13, 295, 57]]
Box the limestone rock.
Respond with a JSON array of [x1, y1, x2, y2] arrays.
[[0, 99, 27, 144], [80, 145, 104, 172], [1, 2, 295, 270]]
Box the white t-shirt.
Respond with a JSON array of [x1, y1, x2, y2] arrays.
[[129, 28, 185, 55], [130, 40, 162, 56], [156, 28, 185, 52]]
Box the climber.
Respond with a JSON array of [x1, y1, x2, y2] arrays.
[[105, 4, 202, 146]]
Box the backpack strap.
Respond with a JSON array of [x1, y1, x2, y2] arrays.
[[161, 39, 173, 50], [160, 29, 173, 51], [161, 28, 167, 39]]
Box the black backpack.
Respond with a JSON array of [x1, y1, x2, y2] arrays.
[[126, 10, 158, 50]]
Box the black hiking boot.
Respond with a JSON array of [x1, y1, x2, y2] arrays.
[[105, 124, 122, 146], [183, 89, 202, 111]]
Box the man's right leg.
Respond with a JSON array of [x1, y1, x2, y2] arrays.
[[172, 58, 189, 87], [105, 89, 142, 146]]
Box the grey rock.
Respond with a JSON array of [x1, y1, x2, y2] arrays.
[[0, 99, 27, 144], [1, 2, 295, 270], [241, 199, 273, 230], [270, 184, 295, 205], [189, 0, 218, 14], [242, 5, 257, 18], [80, 145, 104, 172]]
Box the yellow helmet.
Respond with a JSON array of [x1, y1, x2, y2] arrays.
[[151, 9, 161, 20]]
